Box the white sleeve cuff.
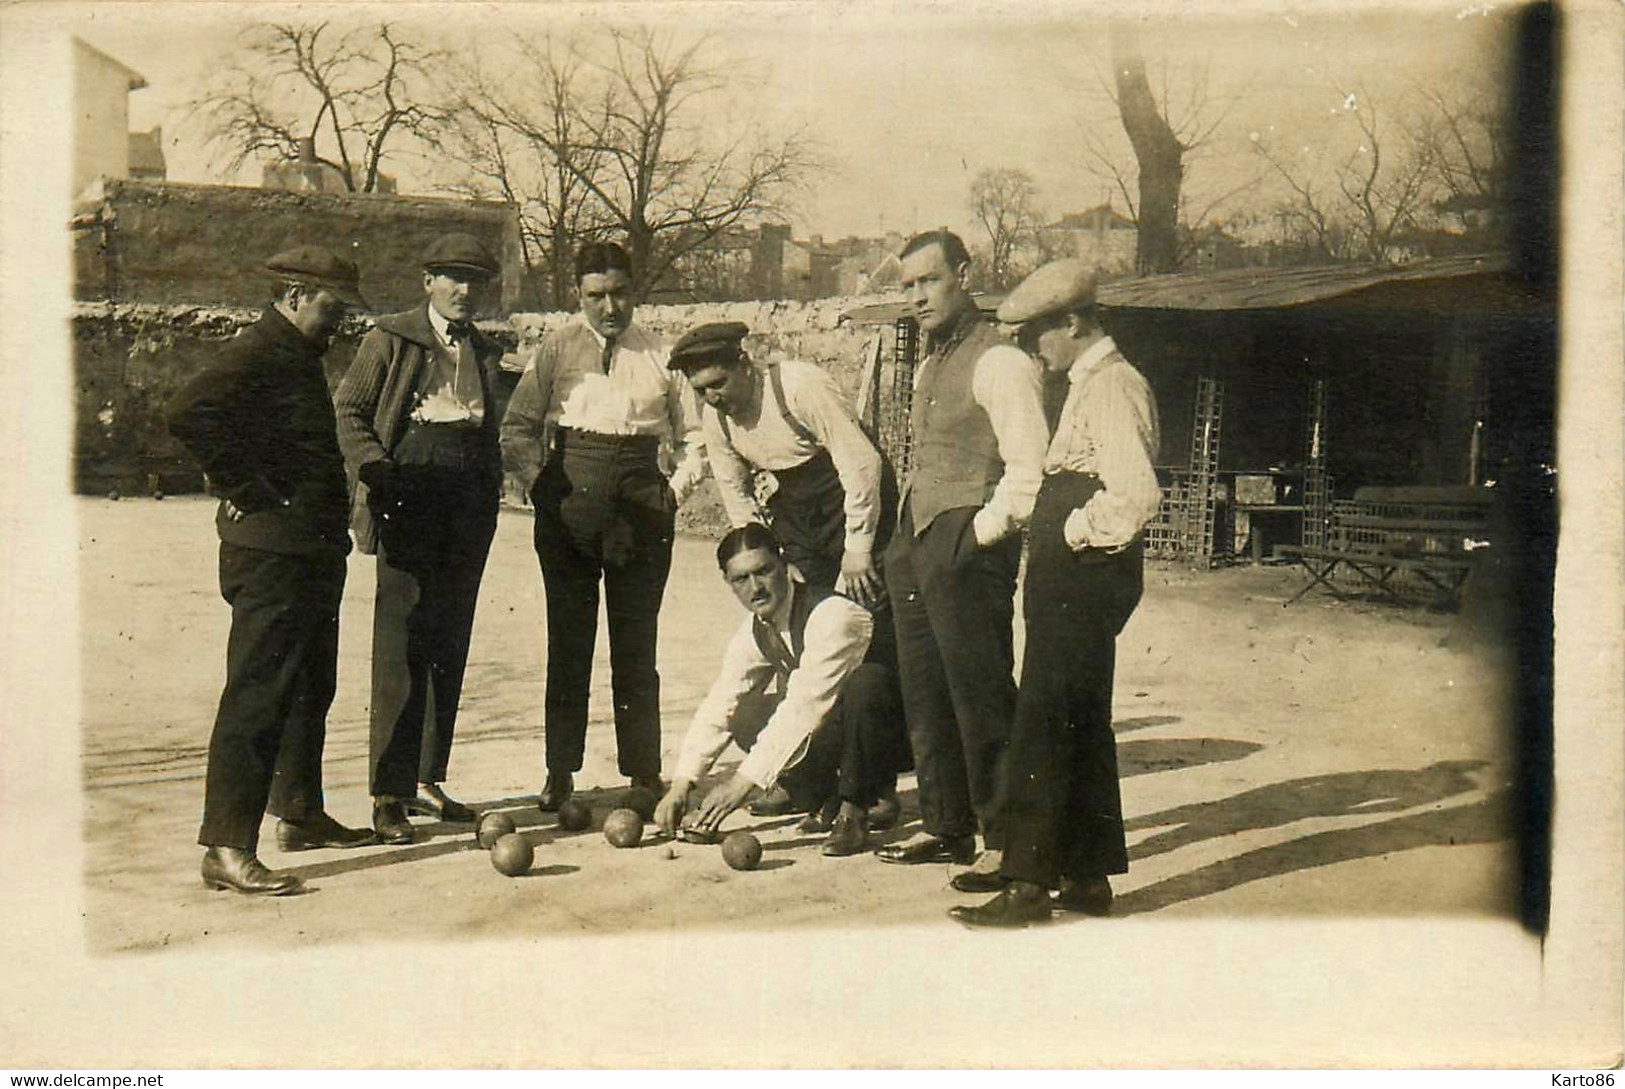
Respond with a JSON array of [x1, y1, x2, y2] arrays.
[[1063, 507, 1092, 550], [972, 507, 1004, 547]]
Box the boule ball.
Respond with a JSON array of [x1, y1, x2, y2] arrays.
[[602, 808, 643, 848], [624, 787, 658, 822], [477, 811, 517, 849], [555, 797, 592, 832], [721, 830, 763, 871], [490, 832, 534, 876]]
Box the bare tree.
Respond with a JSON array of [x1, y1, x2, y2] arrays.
[[565, 28, 821, 296], [189, 22, 447, 192], [1413, 76, 1509, 245], [436, 40, 612, 308], [969, 168, 1043, 290], [1254, 86, 1444, 263], [441, 29, 819, 300], [1080, 27, 1255, 273]]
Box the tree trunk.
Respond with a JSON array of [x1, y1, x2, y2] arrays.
[[1112, 25, 1184, 274]]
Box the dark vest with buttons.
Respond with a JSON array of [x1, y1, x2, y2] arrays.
[[751, 579, 831, 695], [903, 314, 1010, 536]]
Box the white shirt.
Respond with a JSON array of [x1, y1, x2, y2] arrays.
[[502, 317, 706, 503], [704, 359, 884, 555], [674, 589, 873, 789], [1047, 336, 1163, 550]]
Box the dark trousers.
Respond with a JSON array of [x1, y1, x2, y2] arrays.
[[736, 663, 910, 810], [884, 501, 1021, 842], [1000, 473, 1143, 886], [532, 429, 674, 780], [198, 543, 346, 850], [369, 424, 499, 798]]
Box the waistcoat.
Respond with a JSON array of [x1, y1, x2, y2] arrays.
[[904, 315, 1008, 535]]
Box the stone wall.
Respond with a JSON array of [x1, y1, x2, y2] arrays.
[[72, 179, 525, 316], [70, 295, 902, 534], [509, 295, 890, 398]]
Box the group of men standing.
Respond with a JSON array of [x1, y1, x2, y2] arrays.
[[165, 224, 1160, 928]]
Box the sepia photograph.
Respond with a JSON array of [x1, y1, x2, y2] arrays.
[[1, 0, 1620, 1071]]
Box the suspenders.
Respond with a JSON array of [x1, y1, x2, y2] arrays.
[[717, 364, 820, 449]]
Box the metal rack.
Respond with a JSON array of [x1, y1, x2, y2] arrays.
[[1301, 377, 1331, 550], [1181, 375, 1223, 566], [882, 316, 919, 477]]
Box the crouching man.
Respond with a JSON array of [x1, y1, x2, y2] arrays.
[[655, 525, 909, 856]]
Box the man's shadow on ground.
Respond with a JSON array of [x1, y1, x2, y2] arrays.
[[1101, 760, 1508, 917]]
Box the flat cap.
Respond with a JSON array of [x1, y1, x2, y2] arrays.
[[996, 259, 1099, 324], [668, 321, 750, 371], [422, 232, 499, 277], [264, 246, 368, 308]]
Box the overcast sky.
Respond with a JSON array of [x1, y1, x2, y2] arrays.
[[68, 0, 1515, 245]]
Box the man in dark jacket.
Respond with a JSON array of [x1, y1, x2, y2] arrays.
[[335, 233, 506, 844], [167, 246, 376, 897]]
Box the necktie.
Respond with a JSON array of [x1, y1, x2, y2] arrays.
[[452, 329, 483, 419], [446, 320, 476, 341], [599, 335, 616, 376]]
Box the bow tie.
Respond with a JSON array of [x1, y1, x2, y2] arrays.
[[446, 321, 476, 342]]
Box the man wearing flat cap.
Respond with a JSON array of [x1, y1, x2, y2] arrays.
[[335, 231, 506, 844], [167, 246, 375, 895], [877, 229, 1048, 874], [666, 321, 909, 838], [951, 258, 1161, 927], [500, 241, 705, 812]]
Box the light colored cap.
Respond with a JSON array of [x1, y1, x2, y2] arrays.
[[996, 259, 1099, 324]]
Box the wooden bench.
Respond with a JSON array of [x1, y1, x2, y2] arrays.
[[1277, 485, 1494, 607]]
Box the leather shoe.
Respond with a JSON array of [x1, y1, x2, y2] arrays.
[[821, 812, 869, 857], [748, 784, 796, 817], [275, 813, 378, 851], [948, 881, 1053, 928], [797, 797, 838, 834], [372, 799, 415, 845], [1055, 875, 1114, 916], [407, 783, 475, 823], [537, 772, 574, 812], [874, 834, 976, 866], [950, 848, 1007, 892], [867, 792, 903, 831], [629, 774, 666, 796], [950, 869, 1009, 893], [201, 846, 304, 896]]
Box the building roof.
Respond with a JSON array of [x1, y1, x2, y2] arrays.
[[839, 253, 1516, 324], [73, 38, 148, 91], [1096, 253, 1511, 311]]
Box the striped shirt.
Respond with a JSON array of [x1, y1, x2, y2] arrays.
[[1047, 337, 1162, 551]]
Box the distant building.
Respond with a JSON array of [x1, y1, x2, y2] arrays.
[[1041, 203, 1137, 275], [72, 38, 148, 197], [127, 127, 166, 181], [262, 137, 397, 194]]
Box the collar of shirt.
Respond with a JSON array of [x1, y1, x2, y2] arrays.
[[1068, 335, 1118, 385], [426, 305, 457, 351], [771, 566, 809, 640]]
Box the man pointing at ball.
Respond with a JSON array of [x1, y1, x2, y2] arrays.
[[655, 525, 909, 857]]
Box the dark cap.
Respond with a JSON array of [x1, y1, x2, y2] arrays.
[[668, 321, 750, 371], [422, 232, 499, 277], [997, 259, 1099, 325], [264, 246, 368, 308]]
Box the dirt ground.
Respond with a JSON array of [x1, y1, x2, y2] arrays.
[[78, 496, 1521, 955]]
